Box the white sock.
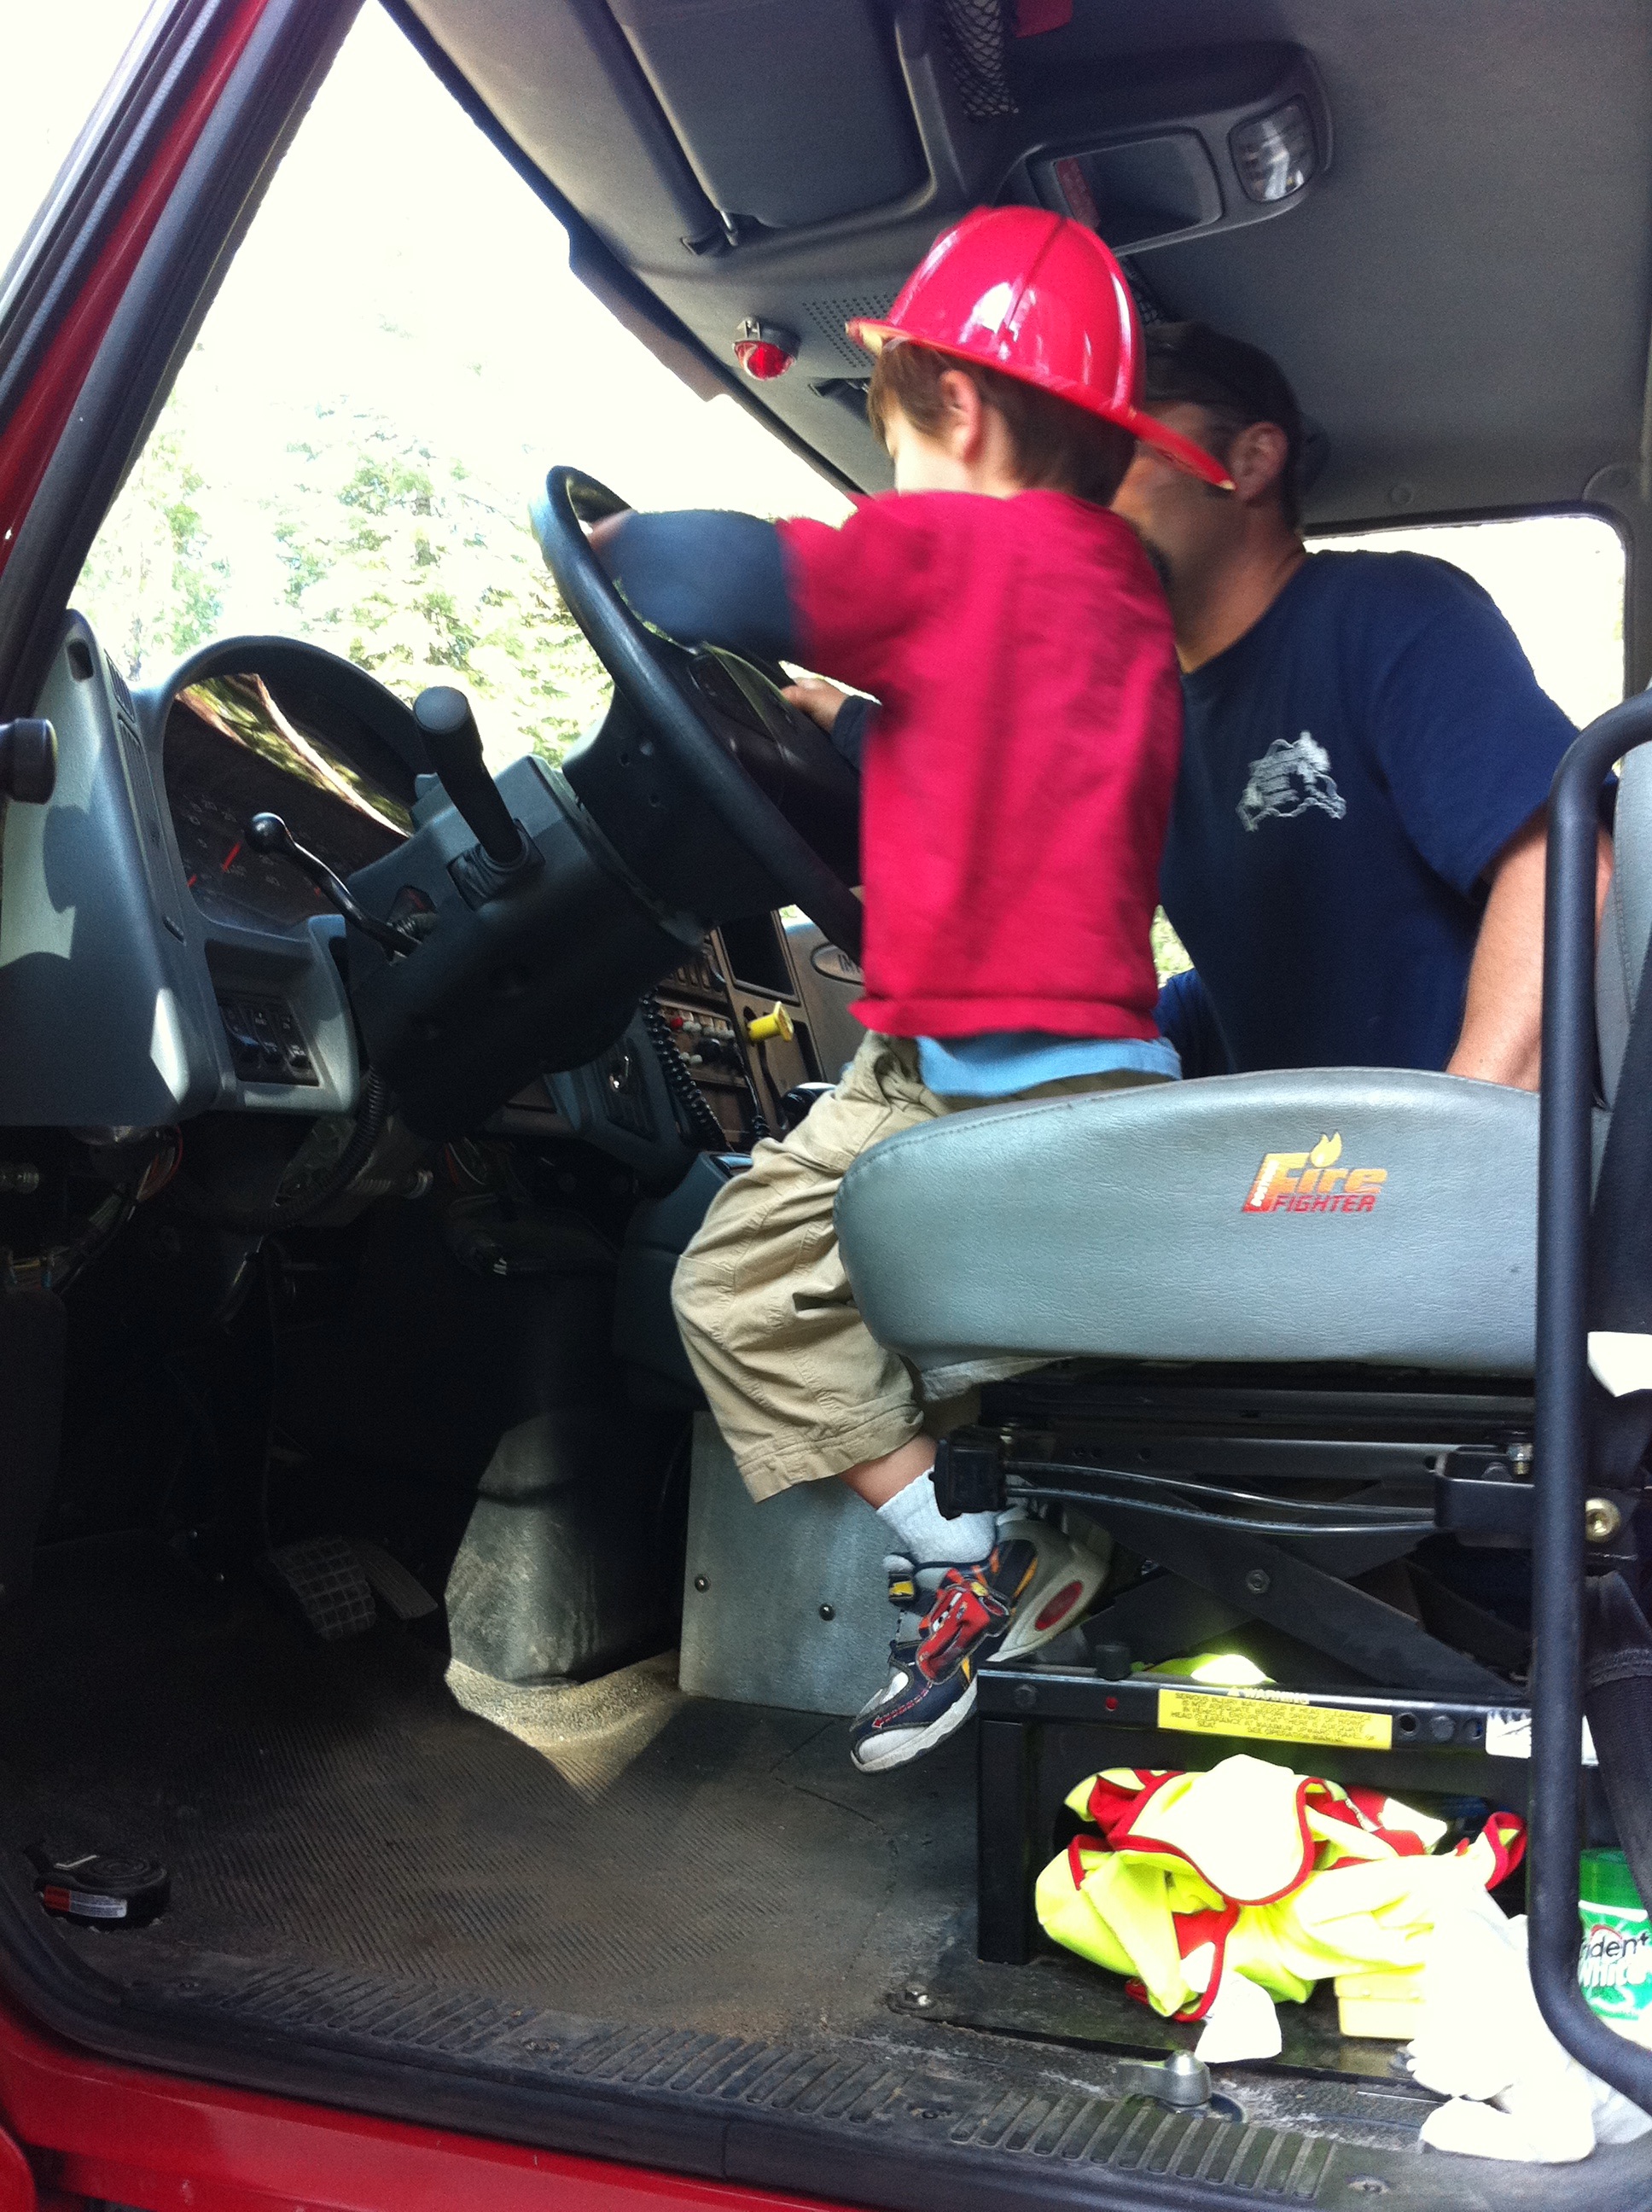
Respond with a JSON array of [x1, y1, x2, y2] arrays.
[[875, 1470, 997, 1564]]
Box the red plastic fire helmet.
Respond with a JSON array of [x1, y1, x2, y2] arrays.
[[848, 207, 1235, 489]]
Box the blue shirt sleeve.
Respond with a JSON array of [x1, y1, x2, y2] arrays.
[[598, 510, 796, 661], [1362, 556, 1579, 894], [830, 692, 875, 769], [1155, 968, 1233, 1078]]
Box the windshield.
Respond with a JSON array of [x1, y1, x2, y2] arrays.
[[71, 3, 851, 775]]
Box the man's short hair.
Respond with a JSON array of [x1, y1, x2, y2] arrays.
[[867, 342, 1137, 507], [1143, 323, 1304, 527]]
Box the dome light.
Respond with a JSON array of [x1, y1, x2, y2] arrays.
[[1230, 98, 1318, 204]]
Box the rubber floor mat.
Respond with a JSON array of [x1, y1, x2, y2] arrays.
[[0, 1549, 971, 2039], [5, 1552, 1615, 2203]]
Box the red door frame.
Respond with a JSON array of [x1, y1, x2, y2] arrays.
[[0, 0, 274, 586]]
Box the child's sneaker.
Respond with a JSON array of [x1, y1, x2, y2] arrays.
[[848, 1516, 1104, 1773]]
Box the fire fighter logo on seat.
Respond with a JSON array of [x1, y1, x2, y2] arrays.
[[1242, 1132, 1388, 1215]]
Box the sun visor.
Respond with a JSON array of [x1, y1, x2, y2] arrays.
[[606, 0, 925, 230]]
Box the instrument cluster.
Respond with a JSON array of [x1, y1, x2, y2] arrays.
[[163, 673, 408, 931]]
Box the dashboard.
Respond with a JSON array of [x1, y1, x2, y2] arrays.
[[0, 620, 866, 1167], [497, 912, 864, 1171], [0, 624, 427, 1129]]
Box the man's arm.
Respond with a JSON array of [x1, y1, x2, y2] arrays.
[[1447, 807, 1614, 1088], [587, 510, 794, 660], [1155, 966, 1234, 1080], [783, 678, 876, 768]]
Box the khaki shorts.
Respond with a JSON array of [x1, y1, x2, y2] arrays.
[[672, 1031, 1164, 1501]]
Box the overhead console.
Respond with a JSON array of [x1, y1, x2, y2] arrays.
[[404, 0, 1334, 495], [1003, 43, 1330, 258]]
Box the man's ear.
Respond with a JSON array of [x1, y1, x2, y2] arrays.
[[936, 369, 987, 462], [1226, 421, 1291, 508]]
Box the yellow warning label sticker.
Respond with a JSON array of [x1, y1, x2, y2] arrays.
[[1156, 1687, 1394, 1752]]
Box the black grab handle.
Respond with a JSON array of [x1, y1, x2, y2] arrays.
[[1531, 686, 1652, 2110]]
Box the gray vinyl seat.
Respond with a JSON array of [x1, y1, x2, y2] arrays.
[[837, 747, 1652, 1386], [839, 1065, 1540, 1384]]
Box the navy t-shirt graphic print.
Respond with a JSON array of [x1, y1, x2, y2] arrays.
[[1160, 550, 1578, 1075], [1237, 732, 1347, 832]]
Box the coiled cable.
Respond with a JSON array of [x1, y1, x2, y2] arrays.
[[172, 1072, 391, 1235], [639, 992, 730, 1150]]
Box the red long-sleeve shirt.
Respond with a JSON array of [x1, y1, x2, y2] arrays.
[[778, 490, 1181, 1041]]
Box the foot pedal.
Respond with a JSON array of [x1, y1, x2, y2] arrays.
[[263, 1534, 376, 1641], [352, 1540, 439, 1622]]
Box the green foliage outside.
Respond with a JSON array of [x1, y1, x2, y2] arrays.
[[79, 376, 613, 772], [1152, 908, 1191, 982], [79, 428, 230, 681], [270, 409, 611, 763]]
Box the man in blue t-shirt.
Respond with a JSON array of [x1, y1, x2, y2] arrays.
[[1113, 323, 1614, 1085]]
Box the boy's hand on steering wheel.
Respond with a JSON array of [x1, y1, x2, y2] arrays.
[[782, 677, 852, 734]]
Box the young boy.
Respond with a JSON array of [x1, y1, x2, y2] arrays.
[[592, 207, 1232, 1773]]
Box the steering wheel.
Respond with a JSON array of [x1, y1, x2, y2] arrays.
[[532, 466, 863, 963]]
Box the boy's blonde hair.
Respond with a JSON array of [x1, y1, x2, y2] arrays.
[[867, 341, 1137, 505]]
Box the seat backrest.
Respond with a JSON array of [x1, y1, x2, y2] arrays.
[[1598, 743, 1652, 1105]]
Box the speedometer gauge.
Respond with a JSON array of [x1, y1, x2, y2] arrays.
[[171, 781, 326, 928], [164, 675, 407, 931]]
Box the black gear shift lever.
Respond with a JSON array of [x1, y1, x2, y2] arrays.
[[246, 812, 416, 957], [412, 687, 526, 868]]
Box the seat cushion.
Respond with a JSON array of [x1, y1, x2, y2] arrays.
[[836, 1068, 1539, 1378]]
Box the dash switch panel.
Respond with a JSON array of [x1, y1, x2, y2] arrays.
[[218, 994, 320, 1087]]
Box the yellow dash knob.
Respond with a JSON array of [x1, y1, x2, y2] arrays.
[[746, 1003, 794, 1045]]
